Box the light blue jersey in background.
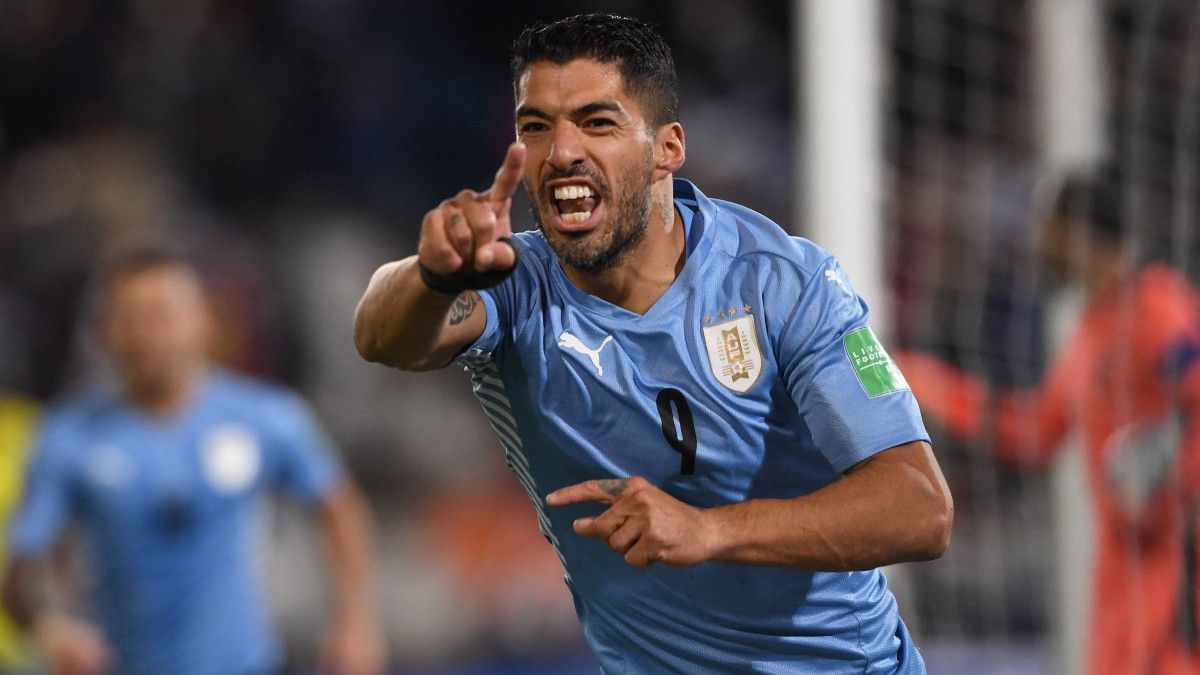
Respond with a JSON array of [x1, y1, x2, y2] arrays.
[[460, 179, 930, 673], [8, 370, 341, 675]]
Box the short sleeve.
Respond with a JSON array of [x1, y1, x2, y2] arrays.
[[8, 417, 78, 557], [1135, 266, 1200, 383], [460, 288, 504, 358], [265, 394, 343, 504], [773, 256, 930, 473], [454, 235, 533, 364]]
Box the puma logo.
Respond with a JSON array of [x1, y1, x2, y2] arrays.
[[557, 332, 614, 376], [825, 268, 847, 291]]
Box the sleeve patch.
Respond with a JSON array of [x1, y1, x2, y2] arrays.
[[843, 327, 909, 397]]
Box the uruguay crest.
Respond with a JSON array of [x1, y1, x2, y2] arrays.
[[703, 313, 762, 393], [201, 424, 261, 494]]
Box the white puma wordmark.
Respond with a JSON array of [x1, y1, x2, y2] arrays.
[[557, 332, 615, 376]]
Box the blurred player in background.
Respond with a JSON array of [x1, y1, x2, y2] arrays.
[[1, 250, 385, 675], [898, 169, 1200, 674], [0, 393, 39, 672], [355, 13, 952, 673]]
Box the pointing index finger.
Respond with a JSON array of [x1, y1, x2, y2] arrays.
[[489, 142, 526, 202], [546, 478, 630, 506]]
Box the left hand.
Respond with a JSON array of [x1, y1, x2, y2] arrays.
[[318, 612, 387, 675], [546, 476, 716, 569]]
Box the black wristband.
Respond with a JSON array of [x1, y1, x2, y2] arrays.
[[418, 237, 520, 295]]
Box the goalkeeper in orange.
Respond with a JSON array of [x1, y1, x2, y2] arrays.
[[898, 170, 1200, 675]]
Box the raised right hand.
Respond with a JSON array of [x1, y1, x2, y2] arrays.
[[417, 142, 526, 283]]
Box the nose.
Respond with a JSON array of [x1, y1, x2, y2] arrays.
[[547, 123, 585, 172]]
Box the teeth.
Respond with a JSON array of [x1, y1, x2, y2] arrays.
[[553, 185, 595, 200], [561, 211, 591, 224]]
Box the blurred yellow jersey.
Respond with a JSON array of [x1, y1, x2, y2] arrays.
[[0, 395, 38, 667]]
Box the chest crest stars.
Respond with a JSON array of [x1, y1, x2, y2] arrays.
[[702, 303, 762, 393]]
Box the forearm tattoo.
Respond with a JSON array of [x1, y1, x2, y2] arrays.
[[447, 291, 479, 326], [598, 478, 630, 497]]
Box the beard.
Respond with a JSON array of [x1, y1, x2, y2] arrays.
[[527, 151, 654, 273]]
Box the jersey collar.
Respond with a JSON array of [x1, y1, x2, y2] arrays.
[[549, 177, 718, 323]]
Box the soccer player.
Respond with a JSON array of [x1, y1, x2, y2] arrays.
[[897, 170, 1200, 674], [354, 14, 952, 673], [2, 250, 386, 675]]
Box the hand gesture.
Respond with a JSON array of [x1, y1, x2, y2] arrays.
[[546, 477, 715, 569], [417, 142, 526, 292]]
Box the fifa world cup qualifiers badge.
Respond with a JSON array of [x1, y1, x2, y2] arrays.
[[844, 327, 909, 397]]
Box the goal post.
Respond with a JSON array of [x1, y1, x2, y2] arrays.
[[795, 0, 888, 331], [1032, 1, 1107, 673]]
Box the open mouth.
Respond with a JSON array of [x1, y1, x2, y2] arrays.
[[549, 182, 602, 232]]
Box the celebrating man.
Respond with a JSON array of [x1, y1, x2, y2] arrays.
[[355, 14, 951, 673]]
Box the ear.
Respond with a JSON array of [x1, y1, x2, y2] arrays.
[[650, 122, 685, 182]]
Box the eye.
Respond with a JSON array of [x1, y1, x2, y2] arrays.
[[519, 121, 547, 133], [584, 118, 616, 128]]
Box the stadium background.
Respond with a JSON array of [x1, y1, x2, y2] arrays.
[[0, 0, 1195, 673]]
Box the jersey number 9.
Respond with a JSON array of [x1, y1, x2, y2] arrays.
[[656, 388, 697, 475]]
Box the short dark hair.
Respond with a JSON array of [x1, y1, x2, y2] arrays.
[[511, 14, 679, 128], [87, 246, 205, 320], [1053, 165, 1124, 244], [96, 246, 202, 292]]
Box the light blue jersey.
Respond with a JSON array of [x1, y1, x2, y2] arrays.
[[8, 370, 341, 675], [460, 179, 929, 673]]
